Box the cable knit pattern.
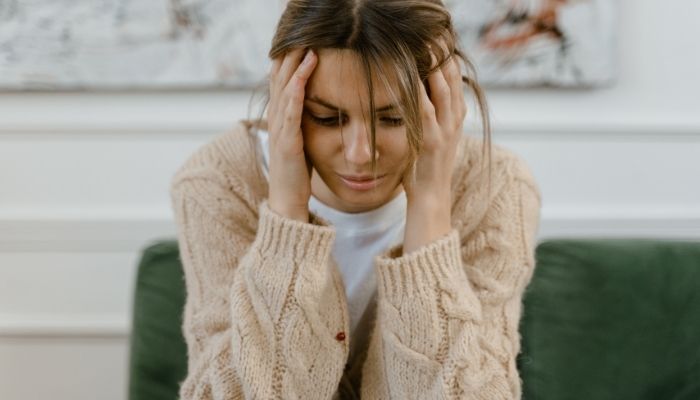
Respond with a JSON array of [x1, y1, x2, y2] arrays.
[[170, 119, 542, 399]]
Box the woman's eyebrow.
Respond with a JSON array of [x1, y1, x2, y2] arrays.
[[305, 95, 397, 113]]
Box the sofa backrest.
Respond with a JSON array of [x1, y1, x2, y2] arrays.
[[128, 238, 700, 400]]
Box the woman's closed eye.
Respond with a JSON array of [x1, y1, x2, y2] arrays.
[[308, 114, 404, 127]]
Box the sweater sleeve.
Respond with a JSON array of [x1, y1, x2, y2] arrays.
[[360, 171, 542, 399], [170, 180, 349, 400]]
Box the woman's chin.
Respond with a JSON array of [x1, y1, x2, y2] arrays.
[[331, 180, 401, 211], [312, 170, 402, 213]]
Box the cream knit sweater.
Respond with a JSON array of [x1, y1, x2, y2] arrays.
[[169, 119, 542, 400]]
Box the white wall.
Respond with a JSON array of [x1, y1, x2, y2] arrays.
[[1, 1, 699, 399]]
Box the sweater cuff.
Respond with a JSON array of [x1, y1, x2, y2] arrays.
[[375, 229, 478, 316], [255, 199, 336, 263]]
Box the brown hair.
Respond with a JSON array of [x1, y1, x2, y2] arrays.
[[247, 0, 492, 197]]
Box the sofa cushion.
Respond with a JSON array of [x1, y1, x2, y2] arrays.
[[518, 239, 700, 400]]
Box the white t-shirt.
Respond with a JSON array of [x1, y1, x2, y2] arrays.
[[255, 128, 406, 335]]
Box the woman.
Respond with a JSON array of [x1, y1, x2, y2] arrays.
[[169, 0, 542, 399]]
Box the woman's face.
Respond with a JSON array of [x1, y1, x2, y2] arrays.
[[301, 48, 411, 213]]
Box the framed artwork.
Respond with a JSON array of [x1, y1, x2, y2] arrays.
[[0, 0, 616, 90], [0, 0, 286, 90], [446, 0, 618, 87]]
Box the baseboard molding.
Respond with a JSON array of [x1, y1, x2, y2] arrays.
[[0, 92, 698, 139], [0, 314, 129, 338], [0, 212, 176, 252], [539, 206, 700, 240]]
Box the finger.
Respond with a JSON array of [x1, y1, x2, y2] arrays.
[[283, 49, 317, 96], [444, 56, 466, 127], [277, 48, 306, 92], [270, 49, 306, 135], [426, 52, 451, 129], [269, 57, 282, 79], [419, 74, 435, 121], [268, 58, 282, 122], [281, 50, 317, 139]]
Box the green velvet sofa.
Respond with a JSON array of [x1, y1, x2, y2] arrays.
[[128, 238, 700, 400]]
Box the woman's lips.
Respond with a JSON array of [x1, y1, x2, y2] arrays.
[[338, 173, 386, 191]]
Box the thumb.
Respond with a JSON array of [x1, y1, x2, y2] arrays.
[[401, 159, 417, 196], [304, 148, 313, 178]]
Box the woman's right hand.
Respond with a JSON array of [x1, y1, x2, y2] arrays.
[[266, 48, 318, 222]]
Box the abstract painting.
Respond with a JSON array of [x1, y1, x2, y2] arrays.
[[0, 0, 286, 89], [0, 0, 616, 90], [446, 0, 618, 87]]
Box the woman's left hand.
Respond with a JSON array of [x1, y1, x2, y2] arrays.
[[401, 47, 467, 255], [403, 49, 466, 202]]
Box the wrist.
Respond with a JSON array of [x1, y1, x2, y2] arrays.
[[407, 189, 451, 212], [268, 199, 309, 223], [403, 194, 452, 255], [406, 201, 451, 230]]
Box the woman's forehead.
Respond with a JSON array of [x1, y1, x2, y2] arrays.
[[306, 48, 399, 113]]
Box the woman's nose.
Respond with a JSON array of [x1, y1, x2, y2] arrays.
[[343, 122, 378, 166]]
